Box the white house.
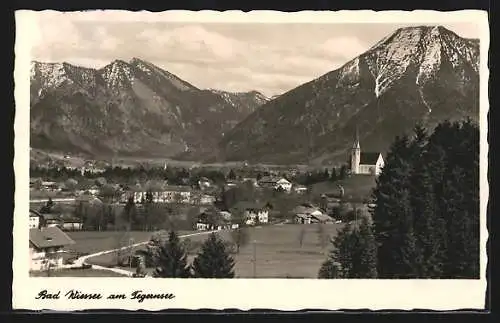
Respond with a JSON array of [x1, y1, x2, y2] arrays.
[[258, 176, 292, 192], [232, 202, 269, 225], [350, 132, 384, 176], [29, 226, 75, 271], [29, 209, 41, 229]]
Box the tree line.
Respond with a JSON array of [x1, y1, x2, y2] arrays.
[[319, 119, 479, 279], [137, 231, 237, 278]]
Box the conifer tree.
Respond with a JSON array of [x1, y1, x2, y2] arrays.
[[371, 135, 419, 278], [319, 215, 377, 278], [154, 230, 191, 278], [318, 259, 341, 279], [192, 233, 235, 278], [330, 167, 338, 182]]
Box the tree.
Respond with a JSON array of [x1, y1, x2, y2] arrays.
[[369, 119, 479, 279], [153, 231, 191, 278], [227, 169, 237, 180], [318, 259, 341, 279], [371, 135, 420, 278], [65, 178, 78, 191], [123, 196, 137, 230], [39, 198, 54, 214], [230, 226, 250, 253], [321, 216, 377, 278], [339, 164, 349, 180], [330, 168, 338, 182], [192, 233, 235, 278]]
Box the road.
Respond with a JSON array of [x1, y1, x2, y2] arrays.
[[30, 198, 76, 203], [66, 230, 221, 277]]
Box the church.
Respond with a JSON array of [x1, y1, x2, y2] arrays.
[[349, 133, 385, 176]]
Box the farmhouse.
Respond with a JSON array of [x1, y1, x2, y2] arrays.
[[293, 204, 333, 224], [195, 207, 234, 231], [29, 226, 75, 271], [350, 132, 384, 176], [232, 201, 269, 225], [258, 176, 292, 192]]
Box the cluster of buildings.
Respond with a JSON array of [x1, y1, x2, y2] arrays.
[[28, 209, 75, 272]]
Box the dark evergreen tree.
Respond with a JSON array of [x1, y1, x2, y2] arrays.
[[154, 231, 191, 278], [227, 169, 237, 180], [371, 135, 419, 278], [318, 259, 341, 279], [192, 233, 235, 278], [339, 164, 348, 180], [330, 167, 338, 182]]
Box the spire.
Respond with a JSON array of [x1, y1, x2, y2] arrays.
[[352, 126, 360, 149]]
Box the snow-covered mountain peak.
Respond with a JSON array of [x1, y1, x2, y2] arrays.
[[31, 61, 71, 89], [99, 60, 135, 90], [359, 25, 479, 97]]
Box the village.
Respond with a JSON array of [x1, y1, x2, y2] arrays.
[[28, 137, 385, 277]]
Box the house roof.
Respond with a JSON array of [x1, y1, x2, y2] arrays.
[[40, 213, 61, 221], [360, 152, 382, 165], [310, 213, 333, 222], [29, 227, 75, 249], [258, 176, 282, 184], [293, 205, 322, 215], [29, 209, 42, 218]]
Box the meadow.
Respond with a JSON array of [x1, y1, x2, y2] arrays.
[[84, 223, 343, 278]]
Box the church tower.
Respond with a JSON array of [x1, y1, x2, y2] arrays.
[[350, 127, 360, 174]]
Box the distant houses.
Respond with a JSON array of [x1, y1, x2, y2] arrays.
[[122, 185, 194, 204]]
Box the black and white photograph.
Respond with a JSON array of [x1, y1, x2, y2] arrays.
[[13, 9, 489, 311]]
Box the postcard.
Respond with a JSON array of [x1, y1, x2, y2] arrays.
[[13, 9, 489, 311]]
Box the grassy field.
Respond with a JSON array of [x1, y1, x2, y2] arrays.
[[86, 224, 343, 278], [30, 268, 128, 277], [311, 175, 377, 202], [223, 223, 343, 278], [67, 231, 156, 255]]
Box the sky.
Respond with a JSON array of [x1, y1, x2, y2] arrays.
[[29, 13, 480, 97]]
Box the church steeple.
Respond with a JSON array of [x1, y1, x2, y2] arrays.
[[352, 126, 360, 149], [350, 125, 361, 174]]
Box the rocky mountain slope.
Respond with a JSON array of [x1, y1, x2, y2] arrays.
[[217, 26, 480, 164], [30, 58, 267, 158]]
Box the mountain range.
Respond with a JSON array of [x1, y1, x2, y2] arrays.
[[30, 25, 479, 165], [216, 25, 479, 164], [30, 58, 268, 158]]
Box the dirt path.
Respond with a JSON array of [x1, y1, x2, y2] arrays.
[[66, 230, 220, 277]]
